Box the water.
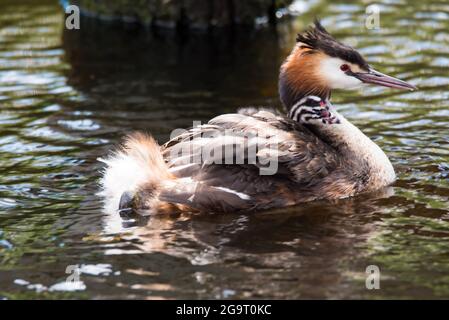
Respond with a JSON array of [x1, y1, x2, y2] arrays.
[[0, 0, 448, 299]]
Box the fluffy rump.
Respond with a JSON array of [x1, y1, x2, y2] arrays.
[[98, 132, 171, 210]]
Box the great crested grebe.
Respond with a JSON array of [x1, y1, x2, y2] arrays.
[[100, 20, 416, 216]]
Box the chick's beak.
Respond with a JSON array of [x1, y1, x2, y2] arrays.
[[353, 68, 417, 91]]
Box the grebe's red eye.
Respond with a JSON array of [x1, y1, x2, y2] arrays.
[[340, 64, 350, 72]]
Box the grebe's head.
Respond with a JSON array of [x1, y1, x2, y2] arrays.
[[279, 20, 416, 109]]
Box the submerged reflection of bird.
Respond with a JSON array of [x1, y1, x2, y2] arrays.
[[100, 20, 415, 216], [100, 187, 394, 298], [103, 187, 394, 257]]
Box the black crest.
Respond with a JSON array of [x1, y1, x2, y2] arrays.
[[296, 19, 369, 70]]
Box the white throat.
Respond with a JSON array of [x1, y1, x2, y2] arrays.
[[319, 110, 396, 189]]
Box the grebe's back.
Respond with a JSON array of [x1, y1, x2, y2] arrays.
[[100, 20, 416, 216]]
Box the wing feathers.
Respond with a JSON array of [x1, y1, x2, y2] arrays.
[[160, 111, 341, 208]]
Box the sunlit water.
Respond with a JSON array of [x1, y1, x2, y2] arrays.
[[0, 0, 448, 299]]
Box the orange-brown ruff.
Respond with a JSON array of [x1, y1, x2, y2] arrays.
[[100, 20, 416, 215], [280, 48, 330, 102]]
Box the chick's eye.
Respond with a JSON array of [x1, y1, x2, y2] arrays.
[[340, 64, 350, 72]]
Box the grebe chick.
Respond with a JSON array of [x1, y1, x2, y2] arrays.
[[100, 20, 416, 216]]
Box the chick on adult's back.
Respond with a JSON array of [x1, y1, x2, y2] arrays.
[[100, 20, 416, 216]]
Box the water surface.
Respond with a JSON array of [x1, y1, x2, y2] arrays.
[[0, 0, 448, 299]]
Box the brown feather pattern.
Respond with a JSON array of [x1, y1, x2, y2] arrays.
[[127, 110, 369, 213]]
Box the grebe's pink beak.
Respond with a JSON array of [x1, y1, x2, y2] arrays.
[[353, 68, 417, 91]]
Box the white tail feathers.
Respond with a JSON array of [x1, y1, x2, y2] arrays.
[[98, 132, 172, 210]]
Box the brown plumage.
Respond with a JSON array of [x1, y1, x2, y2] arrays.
[[100, 20, 417, 215], [279, 48, 329, 108], [101, 110, 371, 215]]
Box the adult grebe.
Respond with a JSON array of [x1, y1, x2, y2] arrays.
[[100, 20, 416, 216]]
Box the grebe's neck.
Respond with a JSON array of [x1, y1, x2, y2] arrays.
[[310, 108, 396, 190], [279, 71, 330, 109]]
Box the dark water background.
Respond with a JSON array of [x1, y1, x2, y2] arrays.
[[0, 0, 448, 299]]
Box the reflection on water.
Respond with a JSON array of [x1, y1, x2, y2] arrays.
[[0, 0, 448, 299]]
